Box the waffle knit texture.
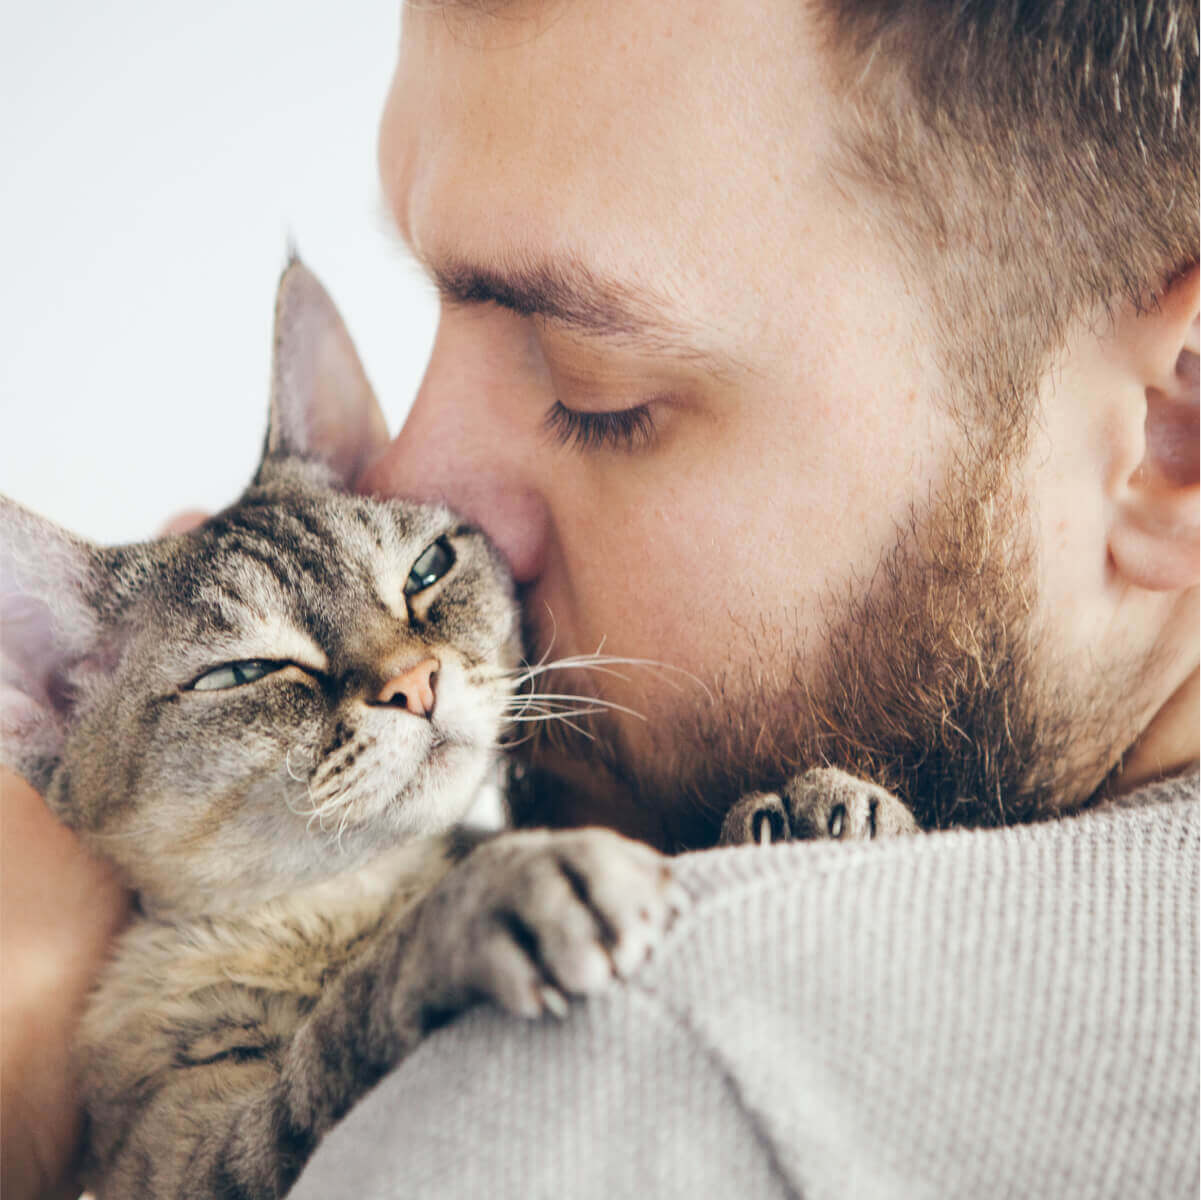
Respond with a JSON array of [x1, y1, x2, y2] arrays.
[[292, 770, 1199, 1199]]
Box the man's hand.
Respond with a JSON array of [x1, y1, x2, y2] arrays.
[[1, 770, 131, 1200]]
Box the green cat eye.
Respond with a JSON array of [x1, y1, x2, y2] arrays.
[[405, 537, 455, 596], [191, 660, 278, 691]]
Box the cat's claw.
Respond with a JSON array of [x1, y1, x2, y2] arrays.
[[719, 791, 790, 846], [539, 985, 570, 1019]]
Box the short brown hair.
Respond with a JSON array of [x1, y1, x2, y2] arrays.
[[816, 0, 1199, 433]]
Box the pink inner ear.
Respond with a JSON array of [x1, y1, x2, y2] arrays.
[[1, 593, 82, 713], [269, 260, 390, 488], [0, 496, 106, 790], [0, 589, 92, 790], [310, 321, 390, 484]]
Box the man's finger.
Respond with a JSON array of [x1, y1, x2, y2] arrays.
[[158, 510, 209, 535]]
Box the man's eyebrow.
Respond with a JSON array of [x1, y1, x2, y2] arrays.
[[423, 252, 728, 366]]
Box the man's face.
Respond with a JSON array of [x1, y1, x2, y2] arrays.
[[363, 1, 1078, 845]]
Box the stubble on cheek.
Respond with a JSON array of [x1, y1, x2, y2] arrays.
[[509, 448, 1145, 849]]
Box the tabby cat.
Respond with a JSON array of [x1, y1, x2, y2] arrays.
[[0, 260, 680, 1198]]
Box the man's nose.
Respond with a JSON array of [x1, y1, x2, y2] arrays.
[[356, 310, 552, 585]]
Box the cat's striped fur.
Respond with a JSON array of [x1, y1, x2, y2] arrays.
[[0, 261, 679, 1198]]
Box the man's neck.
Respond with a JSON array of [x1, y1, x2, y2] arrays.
[[1111, 667, 1200, 795]]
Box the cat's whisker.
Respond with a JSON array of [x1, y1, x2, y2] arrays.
[[493, 651, 712, 702], [302, 767, 370, 835], [499, 700, 587, 725], [540, 714, 595, 741], [499, 693, 560, 717], [537, 601, 561, 668], [504, 708, 610, 722], [309, 782, 362, 825], [308, 757, 339, 792], [291, 791, 348, 836], [501, 692, 647, 722], [292, 787, 328, 825], [492, 730, 538, 749], [309, 743, 361, 793], [502, 706, 616, 725], [535, 664, 634, 685], [506, 655, 636, 683], [285, 746, 314, 784], [502, 695, 611, 711], [502, 707, 581, 722], [333, 806, 355, 853], [502, 685, 628, 702], [500, 693, 612, 713], [508, 689, 642, 707], [498, 709, 600, 742], [309, 805, 348, 841], [286, 790, 317, 819], [485, 602, 564, 687]]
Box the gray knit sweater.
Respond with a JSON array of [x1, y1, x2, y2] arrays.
[[292, 771, 1199, 1199]]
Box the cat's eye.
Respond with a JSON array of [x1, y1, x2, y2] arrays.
[[405, 537, 455, 596], [190, 660, 279, 691]]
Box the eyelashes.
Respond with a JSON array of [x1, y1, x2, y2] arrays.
[[542, 401, 658, 453]]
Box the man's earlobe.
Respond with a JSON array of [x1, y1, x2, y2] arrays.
[[1108, 265, 1199, 592]]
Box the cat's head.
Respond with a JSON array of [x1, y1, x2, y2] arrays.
[[0, 259, 519, 915]]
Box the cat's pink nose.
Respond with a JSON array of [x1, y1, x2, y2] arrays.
[[375, 658, 439, 717]]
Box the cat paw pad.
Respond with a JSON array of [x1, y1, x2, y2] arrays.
[[721, 768, 918, 845], [784, 767, 919, 840], [427, 828, 684, 1020]]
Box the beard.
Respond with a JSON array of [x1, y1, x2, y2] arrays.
[[507, 438, 1144, 851]]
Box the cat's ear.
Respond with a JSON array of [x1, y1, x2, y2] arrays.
[[261, 256, 391, 488], [0, 496, 104, 793]]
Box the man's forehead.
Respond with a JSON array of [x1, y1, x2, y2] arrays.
[[383, 0, 864, 370], [390, 0, 834, 183]]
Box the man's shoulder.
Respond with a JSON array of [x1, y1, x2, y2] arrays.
[[293, 778, 1199, 1200]]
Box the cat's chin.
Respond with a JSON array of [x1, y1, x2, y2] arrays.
[[382, 738, 494, 834]]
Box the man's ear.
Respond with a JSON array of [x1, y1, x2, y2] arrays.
[[0, 497, 104, 793], [1107, 264, 1199, 592], [259, 254, 391, 488]]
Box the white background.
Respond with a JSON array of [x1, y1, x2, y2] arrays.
[[1, 2, 437, 545]]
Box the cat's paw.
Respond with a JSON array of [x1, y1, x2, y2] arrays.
[[414, 829, 684, 1020], [783, 767, 919, 839], [719, 790, 791, 846], [720, 767, 918, 845]]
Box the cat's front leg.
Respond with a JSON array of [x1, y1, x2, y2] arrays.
[[720, 766, 919, 845], [272, 827, 682, 1189]]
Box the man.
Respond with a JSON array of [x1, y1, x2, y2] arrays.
[[3, 0, 1197, 1196], [359, 0, 1198, 845]]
